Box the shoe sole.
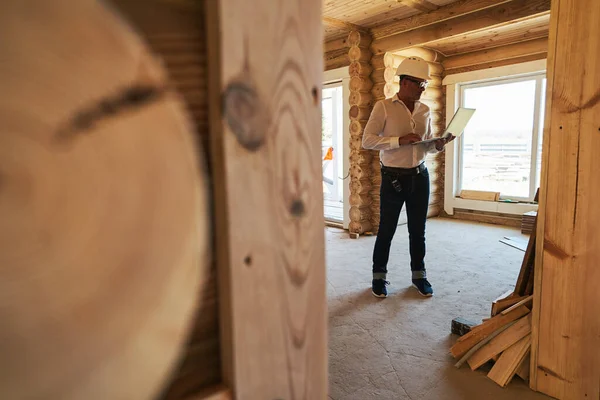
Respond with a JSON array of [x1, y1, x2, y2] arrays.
[[412, 284, 433, 297], [372, 290, 387, 298]]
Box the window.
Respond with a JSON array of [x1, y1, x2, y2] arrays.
[[458, 74, 546, 201]]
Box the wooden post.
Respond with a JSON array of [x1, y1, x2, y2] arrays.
[[205, 0, 327, 399], [530, 0, 600, 398]]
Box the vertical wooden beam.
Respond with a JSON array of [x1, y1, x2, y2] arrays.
[[205, 0, 327, 399], [531, 0, 600, 398]]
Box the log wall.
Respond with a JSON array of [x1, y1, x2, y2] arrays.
[[369, 48, 445, 227], [347, 30, 375, 234]]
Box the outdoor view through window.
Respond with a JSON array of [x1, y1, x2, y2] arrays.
[[460, 75, 546, 201]]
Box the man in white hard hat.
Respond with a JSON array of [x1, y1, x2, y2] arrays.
[[362, 56, 454, 298]]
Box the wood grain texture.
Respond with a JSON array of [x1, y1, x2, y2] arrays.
[[532, 0, 600, 398], [489, 335, 532, 387], [444, 52, 547, 76], [371, 0, 551, 53], [0, 1, 209, 399], [442, 37, 548, 69], [371, 0, 513, 39], [110, 2, 223, 397], [324, 0, 419, 34], [427, 13, 550, 56], [467, 314, 532, 371], [205, 0, 327, 398], [451, 306, 530, 359]]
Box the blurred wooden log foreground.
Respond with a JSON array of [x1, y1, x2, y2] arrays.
[[0, 1, 327, 400]]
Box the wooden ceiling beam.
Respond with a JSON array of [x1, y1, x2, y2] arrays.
[[323, 17, 368, 33], [442, 36, 548, 70], [371, 0, 550, 54], [371, 0, 514, 40], [396, 0, 440, 13]]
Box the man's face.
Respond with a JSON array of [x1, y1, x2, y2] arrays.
[[401, 76, 428, 100]]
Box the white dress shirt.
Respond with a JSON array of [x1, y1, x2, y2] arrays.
[[362, 95, 439, 168]]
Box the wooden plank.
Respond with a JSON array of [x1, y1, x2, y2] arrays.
[[488, 335, 532, 387], [514, 213, 537, 296], [205, 0, 328, 398], [371, 0, 551, 53], [467, 314, 532, 371], [459, 189, 500, 201], [371, 0, 513, 40], [450, 305, 530, 359], [492, 295, 527, 317], [499, 237, 528, 252], [516, 352, 531, 382], [531, 0, 600, 397], [442, 37, 548, 70], [501, 295, 534, 315]]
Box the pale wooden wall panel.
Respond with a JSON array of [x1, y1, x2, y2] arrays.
[[531, 0, 600, 398], [206, 0, 328, 398]]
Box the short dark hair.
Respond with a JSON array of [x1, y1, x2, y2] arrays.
[[399, 75, 408, 83]]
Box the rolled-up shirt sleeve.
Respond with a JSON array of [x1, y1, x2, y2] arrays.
[[422, 118, 441, 154], [362, 101, 400, 150]]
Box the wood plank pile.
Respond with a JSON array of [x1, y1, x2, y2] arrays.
[[521, 211, 537, 234], [450, 208, 538, 388]]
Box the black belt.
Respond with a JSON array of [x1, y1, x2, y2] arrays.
[[381, 162, 426, 176]]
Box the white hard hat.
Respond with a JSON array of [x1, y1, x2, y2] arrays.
[[395, 56, 431, 80]]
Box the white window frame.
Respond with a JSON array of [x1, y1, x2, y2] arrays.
[[323, 67, 350, 229], [322, 82, 343, 203], [443, 60, 546, 216]]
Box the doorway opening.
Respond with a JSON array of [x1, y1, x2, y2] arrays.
[[322, 82, 345, 224]]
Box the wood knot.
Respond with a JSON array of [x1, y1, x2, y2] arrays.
[[223, 81, 269, 151], [290, 199, 305, 217]]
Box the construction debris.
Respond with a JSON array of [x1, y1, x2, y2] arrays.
[[451, 317, 478, 337], [450, 201, 538, 388]]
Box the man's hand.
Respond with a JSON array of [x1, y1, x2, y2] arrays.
[[434, 134, 456, 151], [398, 133, 422, 146]]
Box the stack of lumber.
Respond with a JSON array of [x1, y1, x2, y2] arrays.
[[521, 211, 537, 234], [450, 206, 538, 388]]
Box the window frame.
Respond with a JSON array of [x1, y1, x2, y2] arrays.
[[442, 60, 546, 216], [456, 73, 546, 202]]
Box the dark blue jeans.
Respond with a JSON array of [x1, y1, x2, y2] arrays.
[[372, 167, 430, 277]]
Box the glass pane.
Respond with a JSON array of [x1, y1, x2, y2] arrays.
[[536, 78, 547, 190], [461, 79, 537, 198], [321, 89, 334, 197]]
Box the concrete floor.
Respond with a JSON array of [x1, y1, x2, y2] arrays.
[[326, 218, 550, 400]]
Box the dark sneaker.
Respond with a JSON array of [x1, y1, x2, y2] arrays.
[[412, 278, 433, 297], [372, 279, 389, 298]]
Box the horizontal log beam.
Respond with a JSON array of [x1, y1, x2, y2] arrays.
[[371, 0, 513, 40], [323, 17, 368, 33], [443, 37, 548, 70], [371, 0, 550, 54], [444, 52, 547, 76]]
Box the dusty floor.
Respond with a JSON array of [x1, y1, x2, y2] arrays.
[[326, 217, 549, 400]]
